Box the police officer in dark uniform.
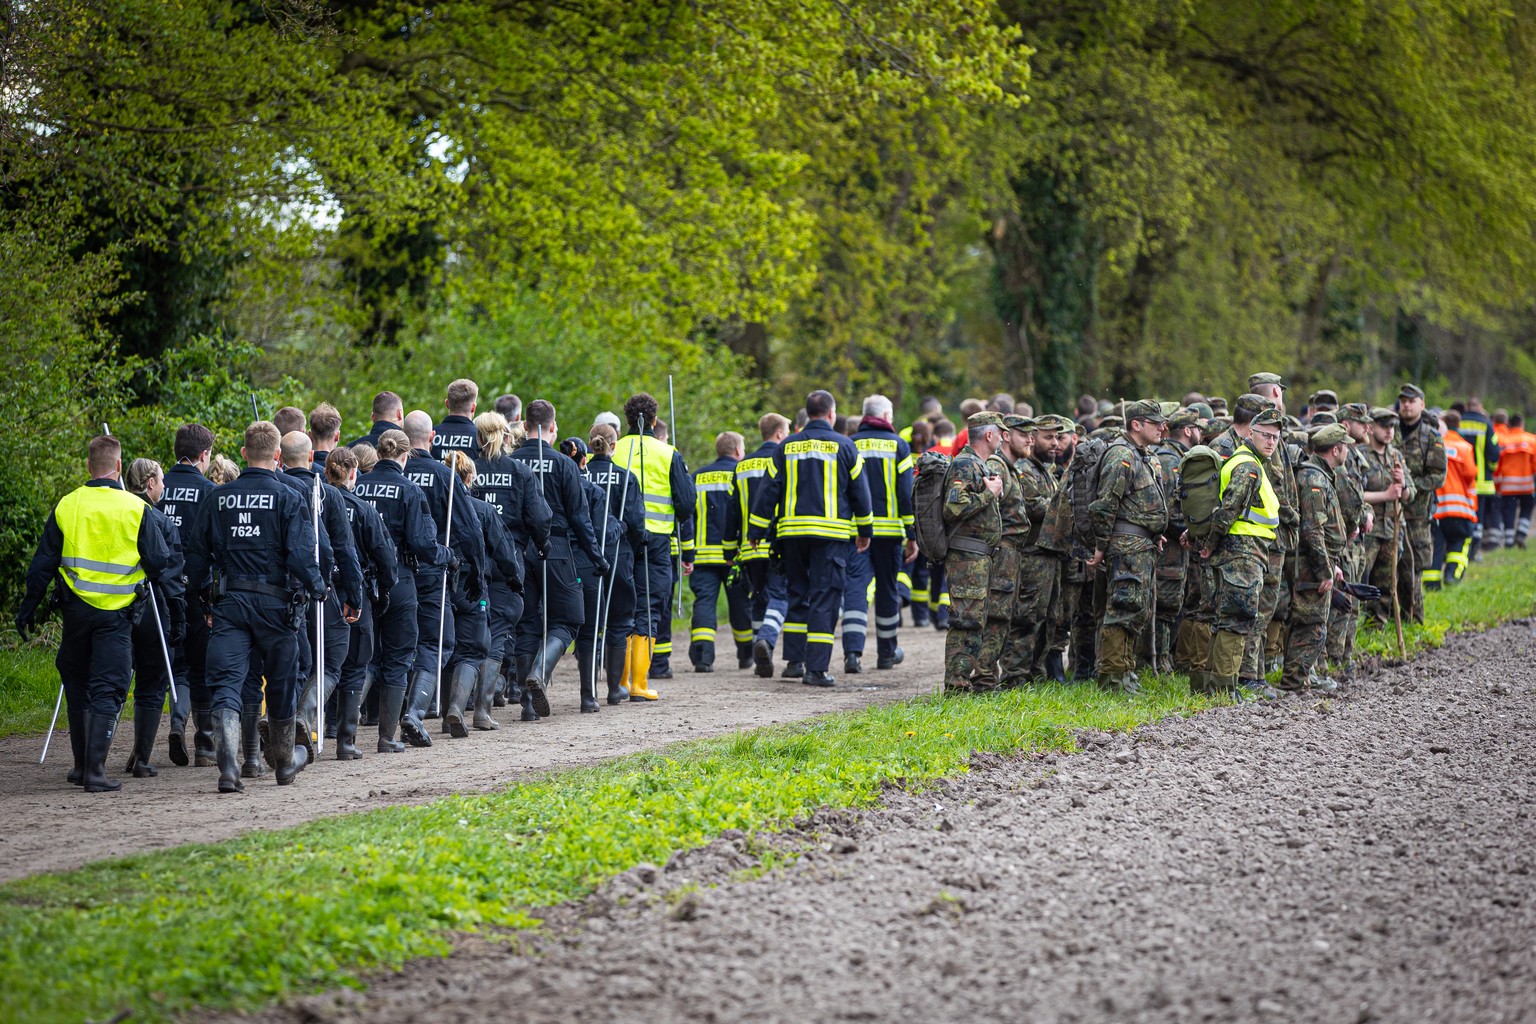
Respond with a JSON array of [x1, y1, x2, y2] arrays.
[[158, 423, 217, 768], [402, 410, 486, 746], [348, 391, 405, 449], [686, 431, 752, 672], [183, 422, 326, 792], [748, 390, 874, 688], [846, 395, 917, 673], [432, 379, 480, 461], [583, 424, 645, 705], [18, 435, 176, 792], [122, 458, 186, 779], [354, 429, 448, 752], [324, 446, 398, 760], [508, 400, 608, 716], [469, 412, 551, 715], [735, 414, 791, 678], [281, 431, 364, 743]]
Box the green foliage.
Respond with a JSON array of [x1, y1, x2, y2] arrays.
[[0, 676, 1215, 1024], [0, 626, 61, 740]]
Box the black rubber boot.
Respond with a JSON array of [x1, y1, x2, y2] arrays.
[[577, 650, 600, 713], [214, 708, 244, 793], [240, 704, 266, 778], [82, 709, 122, 793], [472, 658, 502, 730], [1045, 651, 1067, 683], [67, 706, 86, 786], [442, 660, 479, 738], [753, 638, 774, 678], [524, 636, 565, 718], [376, 683, 407, 753], [400, 670, 434, 748], [335, 689, 364, 760], [168, 726, 189, 767], [520, 688, 541, 722], [264, 717, 310, 785], [604, 644, 629, 705], [192, 708, 217, 767], [125, 706, 160, 778]]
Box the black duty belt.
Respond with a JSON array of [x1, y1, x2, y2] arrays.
[[1112, 522, 1155, 539], [948, 535, 996, 557], [227, 579, 291, 600]]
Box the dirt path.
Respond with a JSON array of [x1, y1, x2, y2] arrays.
[[0, 626, 942, 882], [252, 623, 1536, 1024]]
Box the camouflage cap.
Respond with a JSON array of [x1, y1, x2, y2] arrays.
[[1309, 389, 1339, 408], [1167, 408, 1202, 430], [1251, 407, 1285, 428], [1034, 414, 1069, 432], [1186, 401, 1215, 421], [1097, 415, 1125, 430], [1003, 413, 1036, 432], [1208, 397, 1229, 415], [1284, 414, 1303, 430], [1122, 399, 1167, 424], [1340, 402, 1372, 423], [1248, 371, 1287, 390], [967, 411, 1006, 430], [1399, 382, 1426, 400], [1308, 410, 1339, 426], [1309, 423, 1356, 448], [1233, 393, 1275, 417], [1369, 406, 1399, 424], [1159, 400, 1181, 417]]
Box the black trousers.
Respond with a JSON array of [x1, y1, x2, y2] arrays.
[[412, 567, 454, 678], [634, 531, 673, 643], [743, 558, 788, 647], [130, 590, 173, 710], [375, 574, 419, 693], [339, 592, 374, 695], [688, 563, 751, 665], [486, 580, 523, 665], [206, 593, 303, 717], [169, 593, 211, 731], [515, 536, 584, 657], [57, 591, 134, 716], [781, 537, 848, 674]]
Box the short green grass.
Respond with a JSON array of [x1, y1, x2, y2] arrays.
[[0, 625, 60, 739], [0, 680, 1213, 1024], [1355, 542, 1536, 658]]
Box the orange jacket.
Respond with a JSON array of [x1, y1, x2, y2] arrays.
[[1493, 429, 1536, 495], [1437, 429, 1479, 520]]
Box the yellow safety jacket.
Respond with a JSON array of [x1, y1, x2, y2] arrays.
[[613, 433, 679, 536], [1219, 449, 1279, 540], [55, 484, 148, 610]]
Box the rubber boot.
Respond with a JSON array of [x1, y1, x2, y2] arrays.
[[376, 683, 407, 753], [1044, 651, 1066, 684], [335, 689, 364, 760], [628, 635, 659, 702], [524, 636, 566, 718], [472, 658, 502, 730], [442, 660, 479, 738], [605, 643, 629, 705], [125, 706, 161, 778], [492, 658, 508, 708], [240, 704, 266, 778], [192, 708, 217, 767], [214, 708, 244, 793], [67, 706, 86, 786], [520, 687, 541, 722], [81, 709, 122, 793], [168, 724, 188, 767], [577, 649, 600, 713], [400, 670, 434, 748], [265, 717, 310, 785]]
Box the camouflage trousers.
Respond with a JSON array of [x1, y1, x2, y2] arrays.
[[1402, 517, 1432, 624], [1362, 530, 1416, 625], [1326, 541, 1366, 666], [1206, 535, 1268, 679], [1096, 538, 1157, 677], [1049, 562, 1095, 679], [1000, 547, 1056, 686], [943, 551, 1003, 691], [1150, 540, 1187, 671], [1245, 548, 1283, 677], [1265, 551, 1296, 661], [1281, 579, 1330, 690]]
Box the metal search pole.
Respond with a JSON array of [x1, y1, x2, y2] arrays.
[[312, 472, 325, 754]]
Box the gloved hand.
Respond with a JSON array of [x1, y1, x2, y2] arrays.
[[507, 571, 524, 594], [538, 543, 552, 561], [15, 604, 36, 640], [374, 590, 390, 620], [466, 572, 485, 602], [591, 556, 611, 579], [167, 599, 186, 647]]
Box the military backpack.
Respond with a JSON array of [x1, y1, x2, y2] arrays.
[[1177, 444, 1225, 548], [910, 449, 953, 561], [1060, 436, 1113, 558]]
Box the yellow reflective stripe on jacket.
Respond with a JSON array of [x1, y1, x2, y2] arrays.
[[857, 437, 907, 537], [55, 485, 149, 610], [1219, 449, 1279, 540], [614, 434, 679, 534], [1461, 419, 1497, 494]]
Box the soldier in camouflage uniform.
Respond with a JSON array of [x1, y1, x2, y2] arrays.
[[1198, 406, 1284, 697], [1247, 373, 1302, 681], [1359, 407, 1416, 624], [1039, 421, 1092, 681], [982, 417, 1026, 690], [1150, 409, 1200, 673], [1392, 383, 1446, 625], [940, 412, 1005, 692], [1085, 401, 1168, 694], [1000, 415, 1060, 684], [1281, 424, 1352, 692]]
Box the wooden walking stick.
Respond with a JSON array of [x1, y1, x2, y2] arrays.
[[1388, 500, 1408, 658]]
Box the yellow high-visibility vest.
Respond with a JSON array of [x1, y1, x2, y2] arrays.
[[55, 484, 148, 610], [1219, 449, 1279, 540], [614, 433, 678, 535]]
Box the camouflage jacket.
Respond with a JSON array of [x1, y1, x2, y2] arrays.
[[1295, 456, 1346, 581], [1335, 445, 1370, 538], [942, 445, 1001, 548], [1016, 455, 1057, 552], [1361, 444, 1415, 540], [990, 451, 1028, 542], [1152, 441, 1187, 530], [1088, 438, 1168, 552], [1393, 415, 1447, 521]]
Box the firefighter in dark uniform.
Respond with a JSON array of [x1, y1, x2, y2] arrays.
[[508, 400, 609, 715], [324, 446, 399, 760], [354, 429, 449, 753], [584, 424, 646, 704], [845, 395, 917, 673], [469, 412, 551, 718], [432, 378, 480, 461], [183, 422, 326, 792], [736, 414, 791, 677], [402, 410, 486, 746], [348, 390, 404, 449], [158, 423, 217, 768], [748, 390, 874, 688], [281, 432, 364, 745], [687, 431, 752, 672], [613, 393, 696, 693], [18, 435, 175, 792]]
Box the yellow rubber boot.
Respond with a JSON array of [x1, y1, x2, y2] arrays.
[[629, 636, 659, 701]]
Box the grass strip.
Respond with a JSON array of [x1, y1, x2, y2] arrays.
[[0, 628, 60, 739], [1, 680, 1215, 1024], [1354, 543, 1536, 658]]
